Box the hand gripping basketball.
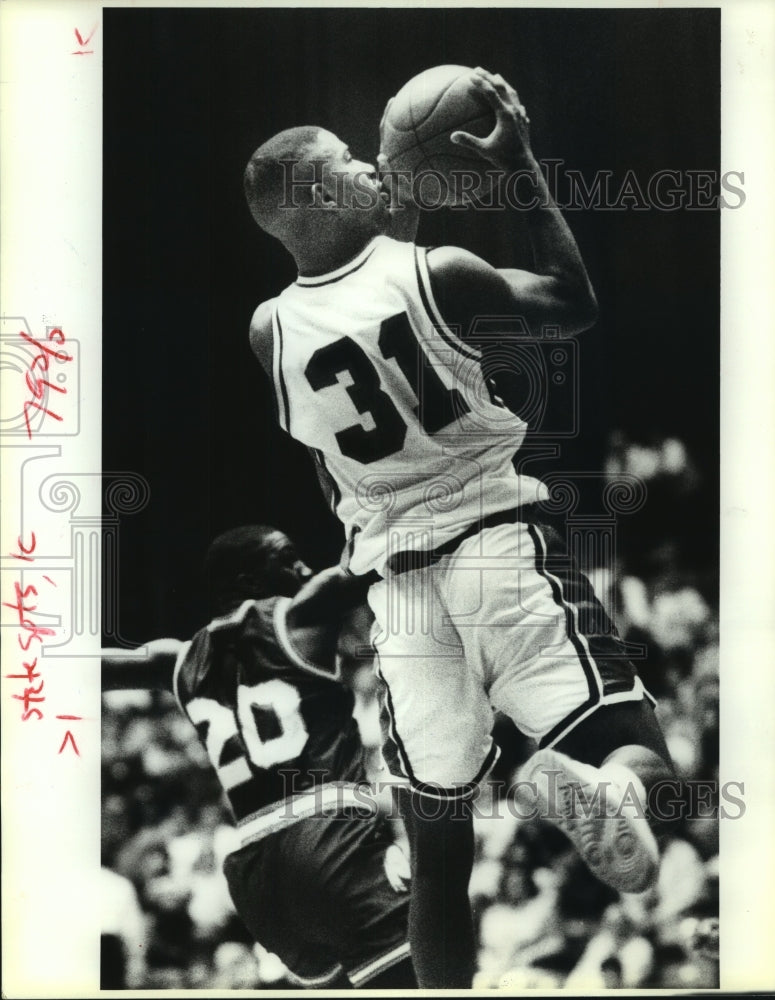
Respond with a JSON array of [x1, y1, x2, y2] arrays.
[[451, 67, 532, 171], [379, 64, 523, 208]]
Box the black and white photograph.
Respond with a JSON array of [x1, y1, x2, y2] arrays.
[[2, 1, 774, 995]]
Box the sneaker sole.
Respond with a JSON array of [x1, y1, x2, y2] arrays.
[[516, 747, 659, 894]]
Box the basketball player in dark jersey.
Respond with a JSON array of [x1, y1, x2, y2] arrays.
[[102, 525, 415, 989], [242, 67, 675, 987]]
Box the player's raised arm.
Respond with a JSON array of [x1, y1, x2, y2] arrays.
[[101, 638, 184, 692], [284, 566, 374, 666], [435, 67, 598, 338]]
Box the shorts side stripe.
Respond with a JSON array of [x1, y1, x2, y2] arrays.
[[375, 650, 413, 784], [539, 701, 596, 750], [410, 741, 501, 800], [348, 942, 411, 986], [541, 681, 651, 750], [377, 649, 500, 799], [527, 523, 602, 706]]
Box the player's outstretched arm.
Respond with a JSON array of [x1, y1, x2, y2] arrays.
[[101, 638, 183, 692], [438, 67, 597, 338]]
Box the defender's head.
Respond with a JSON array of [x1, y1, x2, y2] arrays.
[[204, 525, 312, 615], [244, 126, 389, 249]]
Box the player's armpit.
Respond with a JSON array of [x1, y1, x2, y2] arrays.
[[248, 298, 276, 377], [101, 638, 183, 692], [426, 245, 598, 339]]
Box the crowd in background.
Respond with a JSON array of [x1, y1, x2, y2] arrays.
[[101, 433, 720, 989]]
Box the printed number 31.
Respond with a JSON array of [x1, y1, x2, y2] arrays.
[[305, 312, 469, 464]]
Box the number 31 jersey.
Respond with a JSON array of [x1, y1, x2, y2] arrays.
[[172, 597, 369, 846], [269, 235, 548, 576]]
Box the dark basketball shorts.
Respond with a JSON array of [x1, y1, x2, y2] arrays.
[[223, 812, 409, 987], [368, 509, 655, 797]]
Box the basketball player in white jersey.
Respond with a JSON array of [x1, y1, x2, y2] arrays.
[[244, 67, 675, 987]]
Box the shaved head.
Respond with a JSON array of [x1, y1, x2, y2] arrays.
[[244, 126, 325, 234], [243, 125, 389, 270]]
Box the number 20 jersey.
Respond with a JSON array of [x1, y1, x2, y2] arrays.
[[172, 597, 368, 846], [269, 235, 548, 576]]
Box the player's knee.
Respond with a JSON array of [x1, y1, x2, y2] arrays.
[[602, 741, 679, 839], [557, 699, 673, 772]]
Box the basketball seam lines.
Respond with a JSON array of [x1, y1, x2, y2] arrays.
[[419, 109, 492, 162], [388, 111, 493, 167], [405, 73, 485, 168], [390, 109, 492, 145], [411, 73, 468, 131]]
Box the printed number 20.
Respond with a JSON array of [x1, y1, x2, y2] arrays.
[[187, 679, 308, 790], [305, 312, 470, 464]]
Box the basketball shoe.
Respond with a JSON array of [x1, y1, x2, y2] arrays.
[[516, 747, 660, 893]]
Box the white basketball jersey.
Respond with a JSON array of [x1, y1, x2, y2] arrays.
[[270, 235, 548, 575]]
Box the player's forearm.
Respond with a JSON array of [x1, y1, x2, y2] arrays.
[[511, 152, 597, 318], [102, 652, 158, 690], [451, 70, 597, 326], [101, 640, 181, 691]]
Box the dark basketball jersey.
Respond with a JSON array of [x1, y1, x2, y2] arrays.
[[172, 597, 369, 846]]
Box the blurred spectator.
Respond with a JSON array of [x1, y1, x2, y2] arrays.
[[209, 942, 262, 989], [100, 866, 147, 989], [601, 955, 624, 988], [565, 902, 654, 989], [605, 432, 697, 490], [652, 837, 711, 932], [476, 857, 563, 982]]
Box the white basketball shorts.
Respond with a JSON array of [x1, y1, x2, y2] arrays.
[[367, 513, 651, 799]]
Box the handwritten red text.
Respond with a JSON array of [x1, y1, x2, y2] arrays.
[[20, 327, 73, 439]]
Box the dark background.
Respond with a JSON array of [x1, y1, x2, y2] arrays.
[[103, 7, 720, 643]]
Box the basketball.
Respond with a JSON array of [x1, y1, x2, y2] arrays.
[[380, 64, 497, 207]]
